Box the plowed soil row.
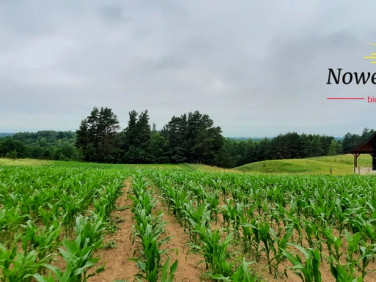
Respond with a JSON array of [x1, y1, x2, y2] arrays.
[[90, 181, 138, 281], [155, 193, 207, 281], [90, 180, 205, 281]]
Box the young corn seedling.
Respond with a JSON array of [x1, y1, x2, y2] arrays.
[[345, 230, 361, 266], [282, 243, 322, 282], [21, 219, 61, 266], [240, 216, 253, 254], [255, 220, 275, 274], [288, 215, 303, 245], [322, 226, 343, 263], [131, 218, 169, 281], [185, 204, 211, 243], [190, 228, 234, 277], [212, 259, 257, 281], [270, 226, 293, 278], [221, 200, 238, 229], [160, 258, 178, 282], [328, 257, 360, 282], [358, 242, 376, 280], [0, 243, 41, 282], [42, 214, 105, 282], [206, 192, 219, 222], [250, 218, 262, 262]]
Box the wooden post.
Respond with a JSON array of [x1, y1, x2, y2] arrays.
[[353, 153, 360, 174], [353, 153, 356, 174]]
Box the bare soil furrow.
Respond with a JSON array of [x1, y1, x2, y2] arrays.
[[90, 180, 138, 282]]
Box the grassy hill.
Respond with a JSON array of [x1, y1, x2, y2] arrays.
[[1, 154, 374, 175], [235, 154, 373, 175]]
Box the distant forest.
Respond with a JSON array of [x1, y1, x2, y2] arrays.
[[0, 107, 374, 168]]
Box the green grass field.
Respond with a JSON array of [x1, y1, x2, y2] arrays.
[[0, 154, 373, 175], [235, 154, 373, 175], [0, 158, 54, 166]]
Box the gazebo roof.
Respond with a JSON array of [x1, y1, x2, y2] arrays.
[[350, 132, 376, 154]]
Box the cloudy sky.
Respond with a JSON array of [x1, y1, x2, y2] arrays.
[[1, 1, 376, 137]]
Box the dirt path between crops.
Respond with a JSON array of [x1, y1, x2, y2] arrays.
[[90, 180, 205, 282], [90, 180, 139, 282], [155, 192, 207, 281]]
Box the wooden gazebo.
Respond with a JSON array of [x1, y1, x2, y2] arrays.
[[350, 133, 376, 174]]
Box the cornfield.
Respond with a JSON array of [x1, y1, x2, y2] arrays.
[[1, 162, 376, 281]]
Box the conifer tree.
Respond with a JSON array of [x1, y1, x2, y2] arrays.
[[76, 107, 119, 162]]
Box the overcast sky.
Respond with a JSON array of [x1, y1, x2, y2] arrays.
[[1, 1, 376, 137]]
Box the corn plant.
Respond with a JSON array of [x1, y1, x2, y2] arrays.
[[0, 243, 41, 282], [240, 219, 253, 254], [189, 228, 234, 277], [270, 226, 293, 278], [282, 243, 322, 282], [41, 214, 105, 281], [322, 226, 343, 263], [21, 219, 61, 265], [328, 259, 360, 282], [212, 259, 257, 281], [185, 203, 211, 243], [252, 220, 275, 274], [160, 258, 178, 282], [131, 213, 169, 281], [358, 242, 376, 280]]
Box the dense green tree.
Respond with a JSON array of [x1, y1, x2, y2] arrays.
[[122, 110, 138, 151], [162, 111, 223, 165], [218, 138, 255, 167], [121, 110, 152, 163], [188, 111, 223, 164], [149, 132, 169, 163], [0, 139, 26, 158], [217, 139, 237, 168], [161, 115, 188, 163], [269, 132, 303, 159], [328, 139, 341, 155], [343, 133, 360, 153], [76, 107, 120, 162], [0, 131, 79, 161], [320, 136, 335, 156], [28, 146, 44, 159], [76, 120, 90, 160]]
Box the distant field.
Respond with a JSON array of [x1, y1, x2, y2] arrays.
[[235, 154, 373, 175], [0, 158, 184, 170], [1, 154, 374, 175], [0, 158, 54, 166]]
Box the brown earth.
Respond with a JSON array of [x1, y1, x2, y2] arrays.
[[90, 180, 206, 282], [154, 192, 207, 281], [89, 180, 139, 282]]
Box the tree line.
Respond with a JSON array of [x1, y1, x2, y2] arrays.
[[220, 133, 342, 167], [0, 131, 78, 160], [75, 107, 223, 165], [0, 106, 373, 167]]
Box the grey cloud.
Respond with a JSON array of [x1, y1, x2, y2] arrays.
[[1, 1, 376, 136], [99, 5, 127, 23]]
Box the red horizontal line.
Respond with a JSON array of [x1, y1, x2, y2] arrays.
[[326, 97, 365, 100]]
